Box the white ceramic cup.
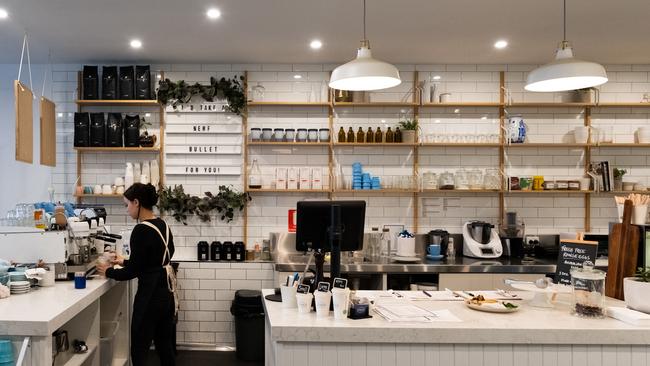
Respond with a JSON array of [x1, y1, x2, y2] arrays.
[[574, 126, 590, 144], [331, 288, 350, 320], [396, 237, 416, 257], [94, 185, 103, 194], [579, 177, 591, 190], [314, 291, 332, 317], [38, 269, 55, 287], [439, 93, 452, 103], [280, 285, 298, 308], [102, 185, 113, 195], [296, 293, 314, 313], [633, 205, 649, 225]]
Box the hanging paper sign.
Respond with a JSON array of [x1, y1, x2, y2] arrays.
[[166, 165, 242, 176], [166, 145, 242, 155], [165, 124, 241, 134]]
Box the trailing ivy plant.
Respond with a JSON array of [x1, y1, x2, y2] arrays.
[[158, 184, 251, 225], [156, 76, 246, 115]]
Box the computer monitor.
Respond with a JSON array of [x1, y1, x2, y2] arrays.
[[295, 200, 366, 252]]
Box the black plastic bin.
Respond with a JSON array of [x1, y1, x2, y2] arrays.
[[230, 289, 265, 362]]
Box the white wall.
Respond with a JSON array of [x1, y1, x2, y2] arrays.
[[0, 64, 54, 214]]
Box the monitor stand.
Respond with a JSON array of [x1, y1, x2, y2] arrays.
[[312, 204, 343, 289]]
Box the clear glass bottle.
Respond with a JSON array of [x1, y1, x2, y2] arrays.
[[248, 159, 262, 189], [446, 237, 455, 259], [366, 227, 381, 261], [380, 228, 392, 259]]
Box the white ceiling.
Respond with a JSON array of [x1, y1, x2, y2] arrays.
[[0, 0, 649, 65]]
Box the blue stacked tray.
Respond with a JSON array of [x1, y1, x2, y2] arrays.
[[352, 163, 363, 190], [0, 340, 13, 365], [371, 177, 381, 190], [362, 173, 372, 190]]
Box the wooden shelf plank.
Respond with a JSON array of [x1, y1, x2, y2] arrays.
[[591, 143, 650, 148], [505, 190, 589, 194], [333, 189, 418, 194], [74, 147, 160, 152], [420, 143, 501, 147], [593, 103, 650, 108], [76, 100, 160, 107], [248, 142, 330, 146], [504, 143, 588, 148], [421, 189, 501, 193], [246, 189, 330, 193], [74, 194, 123, 198], [597, 190, 650, 195], [247, 101, 330, 106], [61, 344, 97, 366], [420, 102, 502, 107], [332, 142, 418, 147], [506, 102, 592, 108], [332, 102, 417, 107]]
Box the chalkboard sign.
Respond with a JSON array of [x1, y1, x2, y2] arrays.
[[555, 240, 599, 285]]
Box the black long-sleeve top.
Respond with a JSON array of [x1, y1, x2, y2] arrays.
[[106, 218, 174, 281]]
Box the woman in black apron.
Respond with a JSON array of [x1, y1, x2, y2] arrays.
[[97, 183, 178, 366]]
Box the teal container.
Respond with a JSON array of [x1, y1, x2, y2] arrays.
[[0, 339, 14, 363]]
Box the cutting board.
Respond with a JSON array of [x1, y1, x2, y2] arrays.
[[606, 200, 640, 299]]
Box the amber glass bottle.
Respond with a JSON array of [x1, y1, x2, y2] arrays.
[[356, 127, 365, 143], [385, 127, 394, 143], [337, 127, 346, 143], [375, 127, 383, 143], [347, 127, 355, 142], [366, 127, 374, 143], [395, 127, 402, 142]]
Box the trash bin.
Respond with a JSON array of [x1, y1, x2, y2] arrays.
[[100, 321, 119, 366], [230, 289, 264, 362]]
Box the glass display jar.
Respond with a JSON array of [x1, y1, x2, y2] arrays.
[[468, 169, 484, 189], [422, 172, 439, 190], [455, 168, 469, 190], [571, 262, 606, 318], [439, 171, 455, 190], [484, 168, 501, 190]]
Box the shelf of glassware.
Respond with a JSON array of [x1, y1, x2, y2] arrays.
[[248, 141, 331, 147]]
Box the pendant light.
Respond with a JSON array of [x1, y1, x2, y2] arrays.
[[525, 0, 607, 92], [329, 0, 401, 91]]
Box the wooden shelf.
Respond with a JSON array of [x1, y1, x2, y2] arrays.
[[591, 143, 650, 148], [248, 141, 330, 146], [246, 189, 330, 193], [333, 142, 418, 147], [76, 99, 159, 107], [506, 102, 592, 108], [332, 102, 417, 107], [420, 143, 501, 147], [247, 101, 330, 107], [74, 194, 123, 198], [593, 103, 650, 108], [598, 190, 650, 195], [421, 102, 502, 108], [74, 147, 160, 152], [505, 190, 588, 194], [62, 344, 97, 366], [333, 189, 418, 194], [421, 189, 501, 193], [504, 143, 588, 148]]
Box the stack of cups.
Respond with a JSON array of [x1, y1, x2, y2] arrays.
[[362, 173, 372, 190], [296, 292, 313, 314], [331, 287, 351, 320], [280, 285, 298, 308], [352, 163, 363, 190], [314, 290, 332, 317]]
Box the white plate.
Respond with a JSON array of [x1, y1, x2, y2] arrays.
[[10, 281, 30, 286], [465, 300, 520, 313], [392, 256, 420, 263]]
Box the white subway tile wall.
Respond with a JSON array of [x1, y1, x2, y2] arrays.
[[49, 63, 650, 346]]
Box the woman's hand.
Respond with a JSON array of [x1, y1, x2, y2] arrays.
[[112, 253, 125, 266], [96, 262, 110, 277]]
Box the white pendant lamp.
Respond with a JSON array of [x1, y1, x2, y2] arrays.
[[329, 0, 401, 91], [525, 0, 607, 92]]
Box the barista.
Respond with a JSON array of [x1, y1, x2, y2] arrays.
[[96, 183, 177, 366]]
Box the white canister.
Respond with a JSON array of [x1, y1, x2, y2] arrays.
[[150, 160, 160, 187], [141, 161, 150, 183], [276, 168, 288, 190], [125, 163, 134, 189], [94, 185, 103, 195], [574, 126, 590, 144], [273, 128, 285, 142], [308, 129, 319, 142], [314, 291, 332, 317], [579, 177, 591, 191], [319, 128, 330, 142], [102, 185, 113, 195], [311, 168, 323, 189], [633, 205, 649, 225], [262, 128, 273, 141], [287, 168, 298, 190], [296, 129, 308, 142], [296, 292, 313, 313], [133, 162, 141, 185], [285, 129, 295, 142], [396, 237, 416, 257], [280, 285, 298, 308], [250, 128, 262, 141], [439, 93, 452, 103], [299, 167, 311, 190], [331, 288, 350, 320]]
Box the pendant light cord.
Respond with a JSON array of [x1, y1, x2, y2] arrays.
[[563, 0, 567, 41], [363, 0, 367, 41]]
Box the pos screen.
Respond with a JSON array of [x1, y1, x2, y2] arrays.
[[295, 200, 366, 252]]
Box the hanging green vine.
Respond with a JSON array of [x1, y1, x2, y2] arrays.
[[157, 75, 246, 115], [158, 184, 251, 225]]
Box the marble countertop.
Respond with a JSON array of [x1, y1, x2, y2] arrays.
[[262, 289, 650, 345], [0, 278, 115, 336]]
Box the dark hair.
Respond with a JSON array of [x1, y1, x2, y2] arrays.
[[123, 183, 158, 210]]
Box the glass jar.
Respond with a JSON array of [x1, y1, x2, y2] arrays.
[[468, 169, 484, 189], [439, 171, 455, 190], [455, 169, 469, 190], [484, 168, 501, 190], [422, 172, 439, 190], [571, 262, 606, 318]]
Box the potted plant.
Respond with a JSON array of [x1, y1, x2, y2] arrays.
[[139, 117, 157, 147], [623, 267, 650, 313], [398, 119, 418, 143], [613, 168, 627, 191], [156, 76, 246, 115], [158, 185, 250, 225]]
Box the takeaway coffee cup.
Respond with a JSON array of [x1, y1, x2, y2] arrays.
[[314, 291, 332, 317], [280, 285, 297, 308]]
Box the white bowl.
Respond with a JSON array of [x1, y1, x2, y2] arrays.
[[624, 278, 650, 314]]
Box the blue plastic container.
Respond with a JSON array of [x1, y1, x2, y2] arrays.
[[0, 340, 14, 364]]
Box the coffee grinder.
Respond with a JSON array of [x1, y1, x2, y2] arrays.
[[499, 211, 525, 258]]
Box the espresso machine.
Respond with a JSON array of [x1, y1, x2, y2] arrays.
[[499, 212, 525, 258]]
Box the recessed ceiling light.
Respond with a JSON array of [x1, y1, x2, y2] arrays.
[[293, 74, 302, 79], [145, 113, 151, 117], [481, 116, 488, 120], [0, 8, 8, 19], [130, 39, 142, 49], [310, 40, 322, 50], [206, 8, 221, 19], [156, 74, 162, 79], [433, 75, 441, 80], [494, 40, 508, 49], [454, 109, 460, 114]]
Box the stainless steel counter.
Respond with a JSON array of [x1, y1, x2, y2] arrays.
[[274, 255, 557, 274]]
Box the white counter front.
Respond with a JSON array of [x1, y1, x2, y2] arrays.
[[262, 289, 650, 366]]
